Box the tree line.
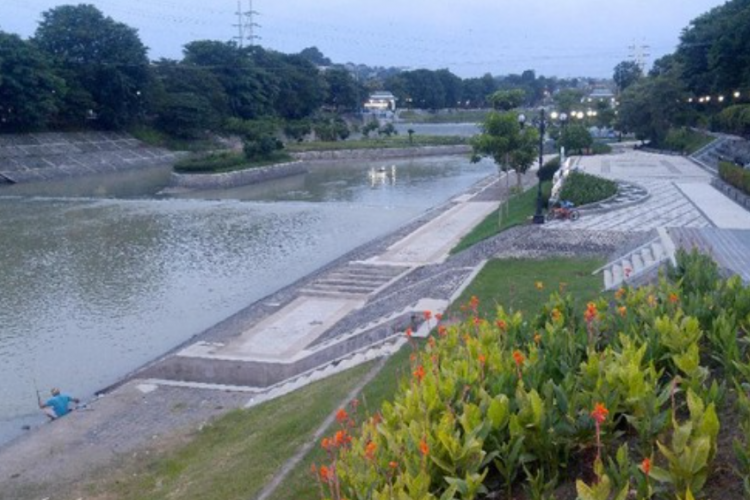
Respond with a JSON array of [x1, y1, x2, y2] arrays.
[[614, 0, 750, 143], [0, 4, 587, 141]]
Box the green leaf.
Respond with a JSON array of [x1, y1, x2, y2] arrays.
[[488, 395, 510, 430], [648, 464, 673, 483]]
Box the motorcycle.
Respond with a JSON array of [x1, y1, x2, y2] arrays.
[[545, 202, 580, 221]]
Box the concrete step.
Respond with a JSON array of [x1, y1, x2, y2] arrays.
[[611, 263, 623, 284], [603, 268, 613, 290], [631, 253, 645, 272]]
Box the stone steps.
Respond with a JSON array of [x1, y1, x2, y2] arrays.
[[597, 229, 675, 290], [299, 263, 409, 297]]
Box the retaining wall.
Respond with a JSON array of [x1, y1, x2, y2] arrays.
[[291, 144, 471, 161], [712, 177, 750, 211]]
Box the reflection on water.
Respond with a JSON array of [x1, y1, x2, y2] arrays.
[[368, 165, 397, 188], [0, 155, 493, 445]]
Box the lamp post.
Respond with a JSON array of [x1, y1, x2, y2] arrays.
[[518, 109, 548, 224]]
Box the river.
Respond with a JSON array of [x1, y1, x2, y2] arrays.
[[0, 154, 493, 446]]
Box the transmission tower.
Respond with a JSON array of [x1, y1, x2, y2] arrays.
[[628, 40, 651, 73], [233, 0, 260, 48]]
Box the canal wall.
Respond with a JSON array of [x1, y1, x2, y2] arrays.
[[0, 132, 179, 184]]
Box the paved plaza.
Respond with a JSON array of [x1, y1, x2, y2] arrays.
[[547, 150, 750, 231]]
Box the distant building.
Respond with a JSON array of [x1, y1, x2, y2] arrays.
[[586, 86, 616, 102], [364, 91, 397, 112]]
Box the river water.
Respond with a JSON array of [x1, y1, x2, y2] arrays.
[[0, 155, 493, 445]]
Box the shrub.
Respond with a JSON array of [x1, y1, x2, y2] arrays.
[[719, 161, 750, 195], [537, 156, 560, 182], [174, 151, 247, 173], [662, 128, 713, 154], [313, 251, 745, 500], [590, 142, 612, 155], [558, 171, 617, 206]]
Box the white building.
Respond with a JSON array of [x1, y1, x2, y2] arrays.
[[364, 91, 397, 112]]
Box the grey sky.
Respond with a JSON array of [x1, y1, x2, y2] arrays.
[[0, 0, 727, 78]]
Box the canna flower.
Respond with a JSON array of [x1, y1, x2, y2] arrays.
[[405, 327, 412, 338], [335, 408, 349, 423], [615, 287, 626, 300], [473, 316, 481, 326], [423, 310, 432, 321], [389, 461, 398, 469], [438, 325, 447, 337], [469, 295, 479, 311], [419, 438, 429, 456], [319, 465, 332, 483], [641, 457, 651, 476], [669, 292, 679, 304], [413, 365, 425, 382], [435, 313, 443, 321], [535, 281, 544, 290], [496, 319, 507, 331], [617, 305, 627, 317], [334, 429, 351, 447], [513, 350, 525, 366], [364, 440, 377, 460], [478, 354, 486, 365], [590, 402, 609, 424], [584, 302, 598, 323], [321, 437, 332, 450], [551, 308, 562, 321]]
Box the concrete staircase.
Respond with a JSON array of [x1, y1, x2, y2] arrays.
[[595, 228, 677, 290], [298, 262, 410, 297]]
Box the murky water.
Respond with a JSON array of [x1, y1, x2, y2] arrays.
[[0, 155, 493, 445]]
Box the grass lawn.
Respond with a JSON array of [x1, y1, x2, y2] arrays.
[[450, 181, 550, 255], [398, 109, 490, 124], [451, 257, 605, 318], [68, 363, 378, 500], [286, 135, 467, 152]]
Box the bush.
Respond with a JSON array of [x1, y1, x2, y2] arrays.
[[243, 135, 283, 160], [719, 160, 750, 195], [590, 142, 612, 155], [715, 105, 750, 137], [537, 156, 560, 182], [314, 250, 743, 499], [174, 151, 248, 173], [558, 171, 617, 205], [661, 127, 713, 154]]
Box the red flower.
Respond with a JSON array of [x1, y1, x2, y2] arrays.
[[334, 429, 351, 447], [618, 306, 627, 317], [590, 402, 609, 424], [438, 325, 447, 337], [469, 295, 479, 311], [321, 437, 331, 450], [478, 354, 486, 365], [336, 408, 348, 423], [669, 292, 679, 304], [364, 441, 377, 460], [405, 327, 412, 338], [413, 365, 425, 382], [389, 461, 398, 469], [496, 319, 507, 331], [319, 465, 332, 483], [423, 310, 432, 321], [512, 350, 525, 366], [641, 457, 651, 476], [584, 302, 598, 323], [419, 438, 429, 456], [435, 313, 443, 321]]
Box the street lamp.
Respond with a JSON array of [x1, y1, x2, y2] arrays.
[[518, 108, 548, 224]]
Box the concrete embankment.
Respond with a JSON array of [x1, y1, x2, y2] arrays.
[[0, 132, 179, 184], [165, 144, 472, 191]]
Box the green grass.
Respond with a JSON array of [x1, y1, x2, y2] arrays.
[[128, 125, 222, 152], [398, 109, 490, 124], [286, 135, 468, 152], [451, 257, 605, 318], [71, 363, 378, 500], [174, 151, 293, 174], [450, 181, 550, 255], [267, 344, 414, 500]]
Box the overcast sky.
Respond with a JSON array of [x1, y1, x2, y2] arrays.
[[0, 0, 727, 78]]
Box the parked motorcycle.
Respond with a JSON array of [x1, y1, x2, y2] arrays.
[[545, 202, 580, 221]]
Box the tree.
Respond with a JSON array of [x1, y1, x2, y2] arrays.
[[323, 67, 359, 111], [553, 89, 585, 113], [613, 60, 643, 93], [298, 46, 332, 66], [616, 75, 688, 144], [489, 89, 525, 111], [559, 124, 593, 154], [271, 54, 325, 120], [471, 111, 538, 190], [0, 32, 63, 131], [34, 4, 150, 129]]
